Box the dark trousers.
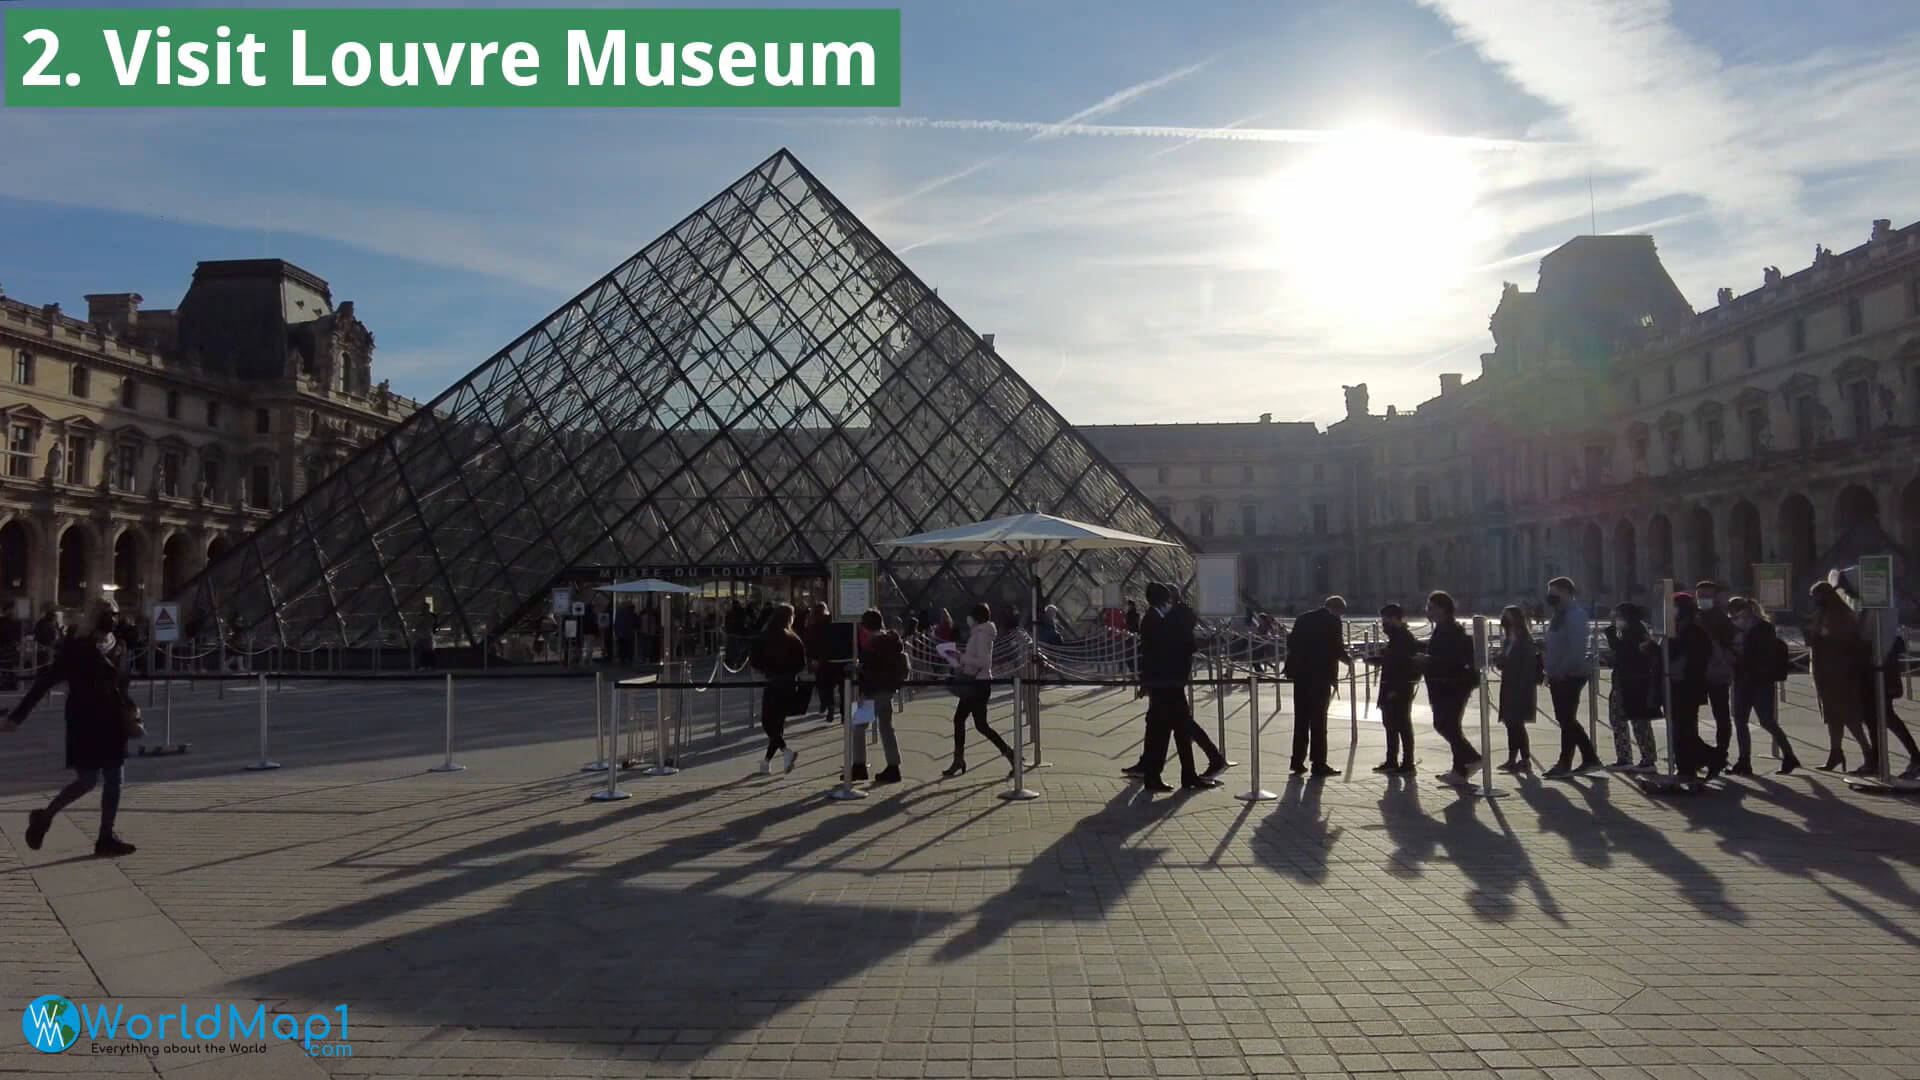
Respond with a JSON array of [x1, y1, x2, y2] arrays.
[[952, 685, 1014, 764], [1290, 680, 1333, 769], [1430, 690, 1478, 773], [1380, 687, 1416, 766], [760, 684, 791, 757], [814, 665, 843, 718], [1670, 689, 1723, 776], [1548, 676, 1598, 767], [1707, 683, 1733, 752], [1140, 686, 1218, 783], [46, 766, 123, 839], [1504, 721, 1531, 764], [1731, 680, 1790, 765]]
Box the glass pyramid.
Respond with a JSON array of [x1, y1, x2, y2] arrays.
[[177, 149, 1195, 648]]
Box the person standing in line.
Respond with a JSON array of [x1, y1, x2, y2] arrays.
[[944, 603, 1017, 778], [1601, 602, 1661, 771], [1856, 594, 1920, 778], [6, 597, 140, 857], [1694, 581, 1738, 756], [749, 603, 806, 776], [1726, 597, 1797, 775], [1367, 603, 1422, 774], [1666, 592, 1727, 781], [1423, 591, 1482, 786], [853, 608, 908, 785], [1807, 581, 1875, 773], [1132, 582, 1227, 792], [1282, 595, 1350, 777], [1541, 577, 1602, 778], [804, 601, 845, 723], [1495, 605, 1539, 773]]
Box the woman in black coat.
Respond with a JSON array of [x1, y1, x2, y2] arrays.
[[5, 599, 138, 857]]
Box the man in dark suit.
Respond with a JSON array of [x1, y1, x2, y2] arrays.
[[1132, 582, 1228, 792], [1283, 595, 1350, 776]]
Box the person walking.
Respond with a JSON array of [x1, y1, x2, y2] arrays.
[[1283, 595, 1350, 777], [1133, 582, 1228, 792], [944, 603, 1016, 778], [6, 597, 140, 857], [1367, 603, 1421, 774], [1858, 596, 1920, 778], [1695, 581, 1738, 756], [1726, 597, 1797, 775], [1807, 581, 1875, 773], [1495, 605, 1539, 773], [1423, 591, 1482, 786], [854, 608, 908, 784], [1541, 577, 1602, 778], [749, 603, 806, 775], [1601, 602, 1661, 771]]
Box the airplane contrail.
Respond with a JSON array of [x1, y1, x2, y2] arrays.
[[789, 115, 1555, 153]]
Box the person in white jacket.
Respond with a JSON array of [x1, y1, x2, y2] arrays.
[[943, 603, 1016, 778]]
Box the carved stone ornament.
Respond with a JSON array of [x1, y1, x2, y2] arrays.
[[1763, 266, 1783, 285], [45, 443, 62, 481], [1717, 287, 1734, 306]]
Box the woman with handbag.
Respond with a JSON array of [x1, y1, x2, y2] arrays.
[[943, 603, 1016, 778], [5, 597, 141, 857]]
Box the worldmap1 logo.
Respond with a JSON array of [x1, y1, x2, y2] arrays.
[[22, 995, 79, 1053]]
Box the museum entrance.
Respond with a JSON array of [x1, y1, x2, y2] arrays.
[[553, 563, 829, 663]]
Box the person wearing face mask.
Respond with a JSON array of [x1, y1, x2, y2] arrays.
[[1541, 577, 1602, 778], [1601, 603, 1661, 771], [5, 597, 140, 857], [1421, 591, 1482, 785], [1726, 597, 1797, 775], [1666, 592, 1727, 781], [1693, 582, 1738, 757]]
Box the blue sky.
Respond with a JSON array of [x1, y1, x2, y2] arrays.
[[4, 0, 1919, 425]]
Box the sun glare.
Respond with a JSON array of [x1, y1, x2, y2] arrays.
[[1243, 131, 1491, 331]]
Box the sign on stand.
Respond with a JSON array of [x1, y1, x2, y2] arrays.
[[830, 560, 875, 623], [551, 588, 572, 616], [1858, 554, 1893, 609], [1194, 554, 1240, 618], [570, 600, 587, 618], [1751, 564, 1792, 611], [151, 603, 180, 643]]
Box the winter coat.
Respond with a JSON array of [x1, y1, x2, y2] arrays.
[[1808, 607, 1868, 731], [1423, 619, 1480, 699], [1282, 606, 1347, 687], [1138, 604, 1198, 689], [11, 634, 134, 771], [857, 630, 908, 695], [1497, 634, 1539, 726], [750, 629, 807, 681], [1542, 604, 1592, 680], [1370, 624, 1423, 702], [957, 621, 997, 680], [1604, 623, 1664, 720]]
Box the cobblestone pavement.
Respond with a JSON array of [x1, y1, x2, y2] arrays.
[[4, 670, 1919, 1078]]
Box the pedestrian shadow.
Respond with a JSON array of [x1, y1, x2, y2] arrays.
[[1250, 776, 1341, 884], [1555, 776, 1746, 924], [934, 787, 1181, 962], [1376, 774, 1565, 923]]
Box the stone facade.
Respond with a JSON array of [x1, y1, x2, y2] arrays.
[[1085, 219, 1920, 619], [0, 260, 418, 626]]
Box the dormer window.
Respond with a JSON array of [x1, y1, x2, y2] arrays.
[[12, 351, 34, 386]]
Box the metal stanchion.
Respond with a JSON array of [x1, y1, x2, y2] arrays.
[[1364, 629, 1374, 712], [1214, 641, 1228, 754], [138, 644, 189, 756], [1348, 652, 1359, 745], [1236, 675, 1276, 802], [1028, 656, 1050, 768], [1000, 677, 1038, 800], [590, 679, 630, 801], [1642, 581, 1698, 795], [582, 671, 609, 771], [1848, 619, 1919, 794], [430, 672, 466, 772], [1586, 626, 1600, 749], [218, 638, 227, 700], [829, 672, 866, 801], [244, 672, 280, 771], [1473, 616, 1503, 798], [645, 670, 679, 776]]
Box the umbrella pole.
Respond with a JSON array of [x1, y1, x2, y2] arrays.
[[1028, 551, 1049, 769]]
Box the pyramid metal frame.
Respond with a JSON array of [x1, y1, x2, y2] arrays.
[[176, 149, 1197, 648]]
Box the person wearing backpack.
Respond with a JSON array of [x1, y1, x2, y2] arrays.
[[854, 608, 908, 785], [1727, 597, 1797, 775]]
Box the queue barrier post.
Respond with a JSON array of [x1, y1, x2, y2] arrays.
[[829, 669, 867, 801], [429, 672, 466, 773], [1000, 676, 1039, 801], [1235, 675, 1276, 802], [1473, 616, 1504, 799], [644, 669, 679, 776], [244, 671, 280, 771], [590, 676, 631, 801], [581, 671, 610, 771]]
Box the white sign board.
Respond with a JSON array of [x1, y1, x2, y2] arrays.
[[551, 588, 572, 616], [1752, 563, 1791, 612], [150, 603, 180, 643], [11, 596, 28, 621], [564, 617, 579, 640], [831, 560, 876, 624], [1857, 554, 1893, 609], [1194, 554, 1240, 618]]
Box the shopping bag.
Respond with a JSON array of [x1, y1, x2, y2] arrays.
[[852, 700, 876, 727]]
